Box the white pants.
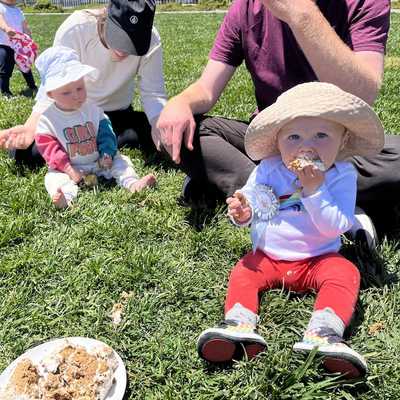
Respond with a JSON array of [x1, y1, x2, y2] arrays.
[[44, 153, 139, 204]]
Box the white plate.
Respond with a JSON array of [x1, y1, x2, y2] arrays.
[[0, 337, 127, 399]]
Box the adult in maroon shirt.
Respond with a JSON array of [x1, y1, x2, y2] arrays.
[[157, 0, 398, 242]]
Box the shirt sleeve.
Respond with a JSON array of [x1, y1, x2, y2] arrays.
[[53, 14, 82, 56], [97, 117, 117, 158], [35, 133, 71, 172], [137, 28, 167, 124], [348, 0, 390, 53], [300, 165, 357, 238], [209, 0, 244, 67]]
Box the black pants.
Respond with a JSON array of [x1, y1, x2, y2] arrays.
[[0, 45, 36, 96], [179, 115, 400, 216], [12, 107, 155, 168]]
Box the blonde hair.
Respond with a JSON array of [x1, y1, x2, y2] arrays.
[[84, 8, 109, 49]]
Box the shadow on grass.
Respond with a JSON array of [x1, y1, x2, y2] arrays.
[[7, 155, 43, 175], [123, 385, 132, 400], [341, 239, 398, 338], [183, 205, 225, 232], [341, 240, 398, 290], [201, 348, 371, 398], [202, 360, 236, 373], [142, 149, 178, 172], [18, 88, 37, 99]]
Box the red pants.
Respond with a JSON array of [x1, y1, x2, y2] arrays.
[[225, 250, 360, 326]]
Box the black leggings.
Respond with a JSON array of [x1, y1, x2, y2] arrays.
[[11, 107, 155, 168], [0, 44, 36, 95]]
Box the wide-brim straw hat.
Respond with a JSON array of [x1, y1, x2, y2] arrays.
[[245, 82, 384, 161]]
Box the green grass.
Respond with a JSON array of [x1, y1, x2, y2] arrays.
[[0, 12, 400, 400], [21, 1, 230, 13]]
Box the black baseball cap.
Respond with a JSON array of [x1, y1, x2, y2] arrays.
[[105, 0, 156, 56]]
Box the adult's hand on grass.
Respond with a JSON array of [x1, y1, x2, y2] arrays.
[[157, 96, 196, 164], [261, 0, 317, 25], [0, 125, 35, 150]]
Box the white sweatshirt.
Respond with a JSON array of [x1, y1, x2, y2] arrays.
[[35, 10, 167, 122], [237, 156, 357, 261]]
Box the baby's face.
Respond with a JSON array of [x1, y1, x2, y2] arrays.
[[277, 117, 347, 171], [48, 78, 87, 111]]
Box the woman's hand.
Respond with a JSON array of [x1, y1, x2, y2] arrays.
[[0, 125, 35, 150]]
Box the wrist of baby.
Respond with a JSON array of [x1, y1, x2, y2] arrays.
[[302, 184, 321, 197], [72, 174, 82, 183], [234, 213, 251, 224], [65, 166, 81, 182]]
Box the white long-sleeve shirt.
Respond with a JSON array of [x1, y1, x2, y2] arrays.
[[237, 156, 357, 261], [35, 10, 167, 121]]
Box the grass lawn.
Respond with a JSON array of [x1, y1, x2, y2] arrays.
[[1, 12, 400, 400]]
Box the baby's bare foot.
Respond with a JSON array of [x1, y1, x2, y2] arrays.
[[129, 174, 156, 193], [52, 188, 68, 209]]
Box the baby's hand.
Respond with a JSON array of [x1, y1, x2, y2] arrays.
[[99, 154, 113, 169], [296, 165, 325, 197], [226, 191, 252, 224]]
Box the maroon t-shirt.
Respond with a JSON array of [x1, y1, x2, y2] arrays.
[[210, 0, 390, 113]]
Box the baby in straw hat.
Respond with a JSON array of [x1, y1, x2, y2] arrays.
[[197, 82, 384, 378], [34, 46, 155, 208]]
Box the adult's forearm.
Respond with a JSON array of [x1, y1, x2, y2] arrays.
[[170, 59, 236, 115], [176, 80, 216, 115], [289, 7, 381, 104], [24, 111, 41, 140]]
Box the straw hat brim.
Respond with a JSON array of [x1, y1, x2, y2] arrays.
[[245, 83, 384, 161]]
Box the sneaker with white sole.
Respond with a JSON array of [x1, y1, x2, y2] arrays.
[[197, 320, 267, 363], [293, 327, 367, 379], [348, 206, 378, 251]]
